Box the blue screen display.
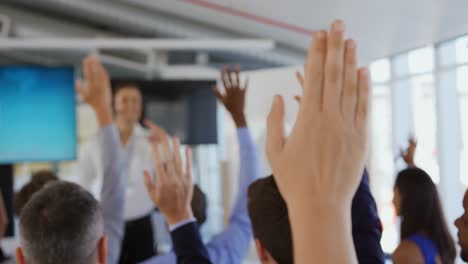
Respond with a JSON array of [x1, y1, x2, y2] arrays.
[[0, 66, 76, 164]]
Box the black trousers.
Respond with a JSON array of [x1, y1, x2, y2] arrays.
[[118, 214, 157, 264]]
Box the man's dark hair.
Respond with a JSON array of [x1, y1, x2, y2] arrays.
[[19, 181, 103, 264], [14, 170, 59, 216], [247, 176, 293, 264], [192, 185, 207, 226]]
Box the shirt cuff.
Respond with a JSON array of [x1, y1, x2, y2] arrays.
[[169, 217, 197, 232]]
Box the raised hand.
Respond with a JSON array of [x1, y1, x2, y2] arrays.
[[144, 119, 168, 144], [143, 135, 194, 226], [266, 20, 370, 264], [76, 56, 113, 127], [401, 137, 417, 167], [213, 65, 248, 128]]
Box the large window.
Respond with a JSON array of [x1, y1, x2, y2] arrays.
[[369, 37, 468, 255], [410, 74, 439, 183], [458, 65, 468, 185], [370, 60, 397, 253]]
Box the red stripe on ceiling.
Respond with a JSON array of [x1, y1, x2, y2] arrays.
[[180, 0, 315, 36]]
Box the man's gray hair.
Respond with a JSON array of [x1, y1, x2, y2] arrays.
[[19, 181, 104, 264]]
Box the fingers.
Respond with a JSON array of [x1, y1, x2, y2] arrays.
[[296, 71, 305, 89], [323, 20, 346, 110], [94, 58, 109, 85], [266, 95, 286, 159], [172, 137, 183, 177], [151, 143, 166, 187], [161, 134, 176, 176], [355, 68, 370, 129], [185, 148, 193, 185], [83, 56, 94, 88], [302, 30, 327, 112], [341, 39, 358, 121], [222, 66, 232, 90], [234, 65, 241, 88]]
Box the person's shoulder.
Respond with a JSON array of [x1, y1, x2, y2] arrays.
[[392, 240, 425, 264]]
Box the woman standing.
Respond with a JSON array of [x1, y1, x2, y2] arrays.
[[79, 82, 158, 264], [393, 139, 456, 264]]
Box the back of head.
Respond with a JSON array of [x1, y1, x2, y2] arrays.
[[192, 184, 207, 226], [14, 170, 59, 216], [395, 168, 456, 263], [19, 181, 103, 264], [247, 176, 293, 264]]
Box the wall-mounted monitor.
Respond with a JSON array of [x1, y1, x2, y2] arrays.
[[0, 66, 76, 164]]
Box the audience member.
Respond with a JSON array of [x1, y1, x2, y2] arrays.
[[393, 137, 456, 263], [248, 169, 384, 264], [393, 167, 456, 264], [14, 170, 59, 216], [142, 66, 261, 264], [265, 19, 369, 264], [15, 56, 126, 264], [79, 81, 158, 264]]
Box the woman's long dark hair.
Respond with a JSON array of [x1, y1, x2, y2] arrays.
[[395, 168, 456, 264]]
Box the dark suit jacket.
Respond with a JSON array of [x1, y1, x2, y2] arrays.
[[170, 169, 384, 264], [170, 222, 212, 264], [352, 169, 385, 263]]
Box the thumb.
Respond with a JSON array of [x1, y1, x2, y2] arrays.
[[266, 95, 286, 158], [76, 79, 87, 100]]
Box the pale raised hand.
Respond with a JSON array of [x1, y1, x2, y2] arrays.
[[143, 135, 194, 226], [266, 20, 370, 264], [76, 56, 113, 127]]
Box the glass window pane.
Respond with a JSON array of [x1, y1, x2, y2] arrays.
[[393, 53, 409, 78], [439, 40, 457, 67], [408, 46, 435, 74], [411, 74, 439, 183], [456, 35, 468, 64], [370, 85, 397, 253], [370, 59, 391, 83], [459, 66, 468, 185], [458, 65, 468, 93]]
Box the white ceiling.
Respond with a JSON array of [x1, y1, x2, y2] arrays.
[[121, 0, 468, 64]]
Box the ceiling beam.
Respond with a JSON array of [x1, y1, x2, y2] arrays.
[[0, 38, 275, 51]]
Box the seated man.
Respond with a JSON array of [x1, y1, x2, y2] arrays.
[[248, 170, 385, 264], [15, 56, 126, 264], [142, 66, 261, 264]]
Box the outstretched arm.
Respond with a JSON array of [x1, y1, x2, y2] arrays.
[[144, 133, 211, 264], [267, 20, 370, 264], [77, 56, 126, 264], [205, 67, 261, 263], [352, 169, 385, 263]]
